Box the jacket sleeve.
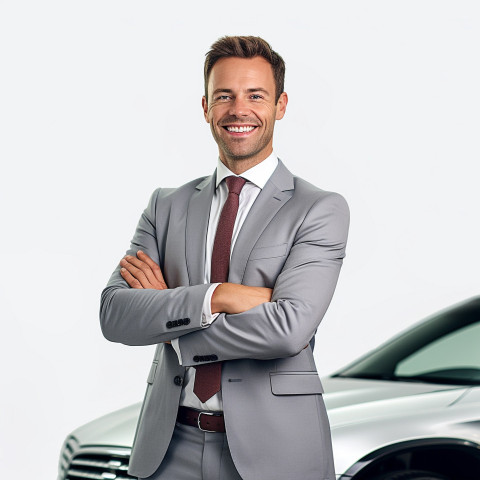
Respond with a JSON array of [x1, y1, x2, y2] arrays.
[[176, 192, 350, 365], [99, 188, 212, 346]]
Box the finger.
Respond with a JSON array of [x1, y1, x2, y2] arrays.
[[122, 255, 158, 287], [122, 255, 166, 290], [120, 258, 152, 288], [120, 267, 143, 289], [137, 250, 167, 288]]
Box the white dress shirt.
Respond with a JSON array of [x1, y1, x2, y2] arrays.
[[171, 152, 279, 412]]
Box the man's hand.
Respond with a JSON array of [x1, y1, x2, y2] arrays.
[[121, 250, 273, 320], [211, 283, 273, 314], [120, 251, 170, 344], [120, 251, 168, 290]]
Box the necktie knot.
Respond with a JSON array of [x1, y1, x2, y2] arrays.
[[225, 176, 246, 196]]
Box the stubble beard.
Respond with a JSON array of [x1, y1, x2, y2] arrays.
[[212, 123, 274, 165]]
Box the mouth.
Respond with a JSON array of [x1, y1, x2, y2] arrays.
[[222, 124, 258, 136]]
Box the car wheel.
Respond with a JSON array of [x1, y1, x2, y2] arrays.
[[370, 470, 449, 480]]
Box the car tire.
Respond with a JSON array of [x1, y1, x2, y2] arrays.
[[370, 470, 450, 480]]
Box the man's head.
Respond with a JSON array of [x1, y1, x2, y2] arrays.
[[202, 36, 288, 173], [204, 36, 286, 105]]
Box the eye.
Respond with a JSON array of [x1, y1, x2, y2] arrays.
[[216, 95, 231, 101], [250, 94, 263, 100]]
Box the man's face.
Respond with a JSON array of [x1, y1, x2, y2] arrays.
[[202, 56, 287, 169]]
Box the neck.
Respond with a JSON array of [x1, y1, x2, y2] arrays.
[[219, 149, 273, 175]]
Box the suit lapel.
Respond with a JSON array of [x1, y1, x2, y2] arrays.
[[185, 172, 216, 285], [229, 160, 295, 284]]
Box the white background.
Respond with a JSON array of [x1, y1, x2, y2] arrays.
[[1, 1, 479, 478]]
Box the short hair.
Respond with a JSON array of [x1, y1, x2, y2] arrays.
[[204, 36, 286, 104]]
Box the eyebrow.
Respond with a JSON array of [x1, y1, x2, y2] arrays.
[[212, 88, 271, 96]]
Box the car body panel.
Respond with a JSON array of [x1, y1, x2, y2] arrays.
[[71, 404, 140, 448], [323, 378, 479, 474]]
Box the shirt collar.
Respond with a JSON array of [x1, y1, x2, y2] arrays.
[[215, 152, 278, 189]]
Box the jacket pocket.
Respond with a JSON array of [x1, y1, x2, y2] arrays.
[[249, 243, 288, 260], [270, 372, 324, 395], [147, 360, 158, 384]]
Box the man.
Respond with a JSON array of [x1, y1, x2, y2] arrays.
[[100, 36, 349, 480]]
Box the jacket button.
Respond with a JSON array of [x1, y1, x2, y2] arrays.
[[211, 355, 218, 361], [193, 356, 200, 362], [184, 318, 190, 325], [174, 375, 183, 386], [166, 321, 173, 329]]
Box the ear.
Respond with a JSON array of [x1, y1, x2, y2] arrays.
[[202, 96, 210, 123], [275, 92, 288, 120]]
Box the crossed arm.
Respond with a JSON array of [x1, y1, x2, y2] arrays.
[[120, 251, 319, 358], [120, 250, 273, 316], [100, 188, 349, 362]]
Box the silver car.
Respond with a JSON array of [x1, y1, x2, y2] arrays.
[[58, 296, 480, 479]]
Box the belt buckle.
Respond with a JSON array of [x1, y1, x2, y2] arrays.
[[197, 411, 218, 433]]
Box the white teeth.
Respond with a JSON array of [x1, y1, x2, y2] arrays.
[[226, 126, 255, 133]]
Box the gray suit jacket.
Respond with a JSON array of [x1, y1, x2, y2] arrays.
[[100, 160, 349, 480]]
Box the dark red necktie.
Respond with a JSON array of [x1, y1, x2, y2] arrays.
[[193, 175, 247, 403]]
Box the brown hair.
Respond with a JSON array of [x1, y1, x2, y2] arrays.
[[204, 36, 286, 104]]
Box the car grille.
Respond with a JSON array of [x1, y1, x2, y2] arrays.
[[58, 438, 136, 480]]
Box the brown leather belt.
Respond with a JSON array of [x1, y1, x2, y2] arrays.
[[177, 406, 226, 433]]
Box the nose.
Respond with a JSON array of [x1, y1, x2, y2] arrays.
[[228, 97, 251, 117]]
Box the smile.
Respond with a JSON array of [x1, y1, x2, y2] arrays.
[[223, 125, 257, 133]]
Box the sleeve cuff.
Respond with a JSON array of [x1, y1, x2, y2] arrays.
[[201, 283, 221, 327], [172, 283, 221, 366]]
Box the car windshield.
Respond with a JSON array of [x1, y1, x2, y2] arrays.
[[335, 297, 480, 385]]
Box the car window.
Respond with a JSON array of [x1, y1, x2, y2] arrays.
[[336, 298, 480, 385], [395, 321, 480, 382]]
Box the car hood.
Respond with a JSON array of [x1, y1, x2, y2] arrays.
[[70, 376, 467, 448], [70, 403, 141, 448], [323, 376, 475, 476], [322, 376, 464, 419]]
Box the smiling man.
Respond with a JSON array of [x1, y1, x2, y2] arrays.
[[100, 36, 349, 480]]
